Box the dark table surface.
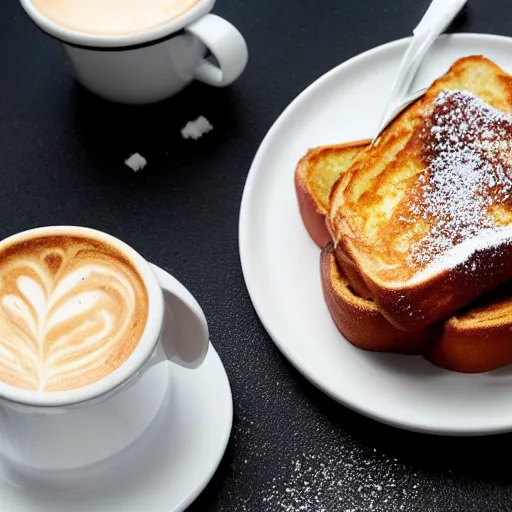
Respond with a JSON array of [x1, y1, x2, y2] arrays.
[[2, 0, 512, 510]]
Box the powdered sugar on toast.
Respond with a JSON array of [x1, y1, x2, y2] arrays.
[[404, 90, 512, 281]]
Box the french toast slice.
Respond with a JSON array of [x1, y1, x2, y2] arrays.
[[329, 56, 512, 331], [294, 140, 373, 298], [321, 244, 437, 353], [299, 138, 512, 371], [427, 283, 512, 373], [295, 140, 370, 248], [325, 239, 512, 369]]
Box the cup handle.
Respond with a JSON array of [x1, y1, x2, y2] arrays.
[[186, 14, 248, 87], [155, 270, 209, 370]]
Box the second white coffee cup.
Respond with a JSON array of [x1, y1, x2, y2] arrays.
[[0, 226, 209, 470], [19, 0, 248, 104]]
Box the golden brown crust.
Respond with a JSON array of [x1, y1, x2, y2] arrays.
[[320, 244, 438, 353], [294, 141, 370, 248], [295, 160, 330, 248], [427, 322, 512, 373], [427, 283, 512, 372], [329, 56, 512, 331], [333, 243, 373, 300]]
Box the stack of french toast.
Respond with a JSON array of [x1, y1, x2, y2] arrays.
[[295, 55, 512, 373]]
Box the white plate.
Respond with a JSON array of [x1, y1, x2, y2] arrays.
[[0, 265, 232, 511], [239, 33, 512, 436]]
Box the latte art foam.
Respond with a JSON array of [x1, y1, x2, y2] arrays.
[[0, 236, 148, 391]]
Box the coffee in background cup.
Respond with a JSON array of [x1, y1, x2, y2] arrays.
[[31, 0, 202, 36]]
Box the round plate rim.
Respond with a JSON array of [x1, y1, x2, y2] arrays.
[[239, 32, 512, 436]]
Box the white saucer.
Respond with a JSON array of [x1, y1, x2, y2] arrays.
[[0, 265, 232, 511], [239, 33, 512, 436]]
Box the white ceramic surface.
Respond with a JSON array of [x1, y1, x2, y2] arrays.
[[239, 33, 512, 436], [20, 0, 249, 104], [0, 227, 209, 470], [0, 265, 232, 512]]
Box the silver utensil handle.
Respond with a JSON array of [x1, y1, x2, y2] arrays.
[[378, 0, 468, 132]]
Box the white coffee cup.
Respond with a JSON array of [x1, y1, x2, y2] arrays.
[[0, 226, 209, 470], [19, 0, 248, 104]]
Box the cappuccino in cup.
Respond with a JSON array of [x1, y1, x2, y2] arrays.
[[0, 233, 148, 392], [30, 0, 202, 36], [0, 226, 209, 471]]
